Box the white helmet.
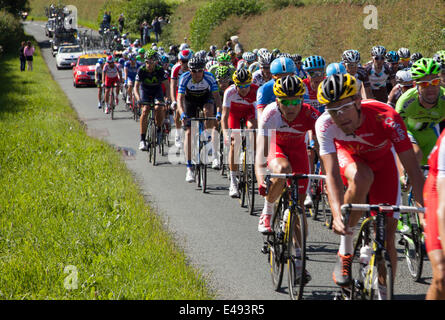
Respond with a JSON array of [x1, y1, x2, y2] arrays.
[[396, 69, 412, 83], [179, 43, 189, 51]]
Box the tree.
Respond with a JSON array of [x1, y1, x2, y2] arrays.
[[0, 0, 30, 15]]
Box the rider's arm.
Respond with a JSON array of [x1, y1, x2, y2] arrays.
[[439, 177, 445, 253], [162, 79, 171, 101], [177, 92, 185, 117], [398, 148, 424, 207], [133, 81, 141, 102], [170, 78, 178, 104], [212, 90, 222, 115], [255, 129, 268, 188]]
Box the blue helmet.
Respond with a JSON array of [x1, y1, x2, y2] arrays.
[[98, 58, 104, 65], [326, 62, 347, 77], [118, 58, 125, 65], [385, 50, 400, 63], [270, 57, 296, 75], [303, 55, 326, 71]]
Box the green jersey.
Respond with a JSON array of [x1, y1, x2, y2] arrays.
[[395, 86, 445, 164]]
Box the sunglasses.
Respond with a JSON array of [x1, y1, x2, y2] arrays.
[[400, 58, 410, 62], [416, 78, 441, 88], [236, 83, 251, 89], [326, 101, 356, 116], [308, 71, 325, 77], [278, 98, 302, 106], [345, 63, 358, 68], [374, 56, 384, 61], [400, 82, 414, 88], [191, 69, 204, 73]]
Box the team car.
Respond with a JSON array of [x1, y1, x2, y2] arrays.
[[55, 45, 83, 69], [72, 53, 107, 87]]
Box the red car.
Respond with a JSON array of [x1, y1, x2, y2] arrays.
[[72, 53, 107, 87]]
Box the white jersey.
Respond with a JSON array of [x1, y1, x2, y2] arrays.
[[252, 69, 269, 87]]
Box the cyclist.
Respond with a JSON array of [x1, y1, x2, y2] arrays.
[[252, 51, 273, 87], [207, 45, 217, 59], [341, 49, 373, 99], [291, 54, 307, 79], [123, 53, 139, 107], [134, 49, 171, 151], [102, 55, 121, 114], [215, 65, 233, 95], [387, 69, 414, 108], [433, 50, 445, 87], [423, 129, 445, 300], [171, 49, 193, 148], [177, 57, 222, 182], [222, 69, 258, 197], [95, 58, 104, 109], [208, 52, 235, 78], [385, 50, 400, 93], [315, 73, 424, 291], [398, 47, 411, 70], [396, 58, 445, 166], [411, 52, 423, 64], [256, 75, 320, 281], [363, 45, 396, 102], [256, 57, 296, 120]]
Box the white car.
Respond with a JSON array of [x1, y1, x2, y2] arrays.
[[56, 45, 83, 69]]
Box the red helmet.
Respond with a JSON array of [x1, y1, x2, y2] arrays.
[[106, 55, 114, 63]]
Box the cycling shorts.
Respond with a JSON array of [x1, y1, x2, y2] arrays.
[[105, 77, 120, 88], [408, 127, 440, 165], [337, 147, 401, 218], [228, 107, 256, 129], [267, 142, 310, 194], [183, 98, 215, 128], [140, 85, 164, 105]]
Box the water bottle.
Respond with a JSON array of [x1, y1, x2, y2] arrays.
[[359, 245, 372, 266], [282, 208, 290, 232]]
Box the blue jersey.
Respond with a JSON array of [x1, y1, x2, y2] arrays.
[[256, 79, 276, 109], [124, 60, 140, 81]]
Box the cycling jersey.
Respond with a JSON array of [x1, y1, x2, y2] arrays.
[[248, 62, 260, 74], [395, 87, 445, 164], [354, 67, 371, 90], [260, 101, 320, 193], [303, 78, 326, 114], [315, 100, 412, 213], [135, 64, 168, 104], [364, 61, 394, 90], [178, 71, 219, 105], [171, 62, 187, 80], [222, 83, 258, 129], [95, 63, 103, 81], [103, 63, 119, 79], [295, 68, 307, 79], [252, 69, 270, 87], [124, 60, 139, 82], [256, 79, 276, 110], [387, 84, 405, 108], [424, 130, 445, 253]]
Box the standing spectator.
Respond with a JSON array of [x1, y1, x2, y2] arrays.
[[19, 41, 26, 72], [24, 41, 35, 71], [118, 13, 125, 33], [152, 17, 162, 43], [143, 21, 151, 46], [231, 35, 244, 60]]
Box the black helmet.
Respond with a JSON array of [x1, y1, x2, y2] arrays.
[[187, 57, 206, 70], [410, 52, 423, 63]]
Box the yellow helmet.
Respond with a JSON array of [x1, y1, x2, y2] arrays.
[[273, 75, 305, 97], [232, 68, 252, 85], [317, 73, 358, 104]]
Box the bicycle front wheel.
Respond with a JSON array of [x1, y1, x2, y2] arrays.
[[363, 250, 393, 300], [287, 206, 307, 300], [402, 217, 424, 281], [246, 164, 255, 216], [269, 194, 287, 291]]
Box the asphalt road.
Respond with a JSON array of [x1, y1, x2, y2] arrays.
[[24, 21, 432, 300]]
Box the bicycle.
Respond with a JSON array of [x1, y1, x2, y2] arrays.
[[145, 103, 159, 166], [261, 173, 326, 300], [191, 116, 217, 193], [337, 203, 425, 300], [104, 83, 118, 120], [308, 160, 331, 229], [398, 165, 429, 281]]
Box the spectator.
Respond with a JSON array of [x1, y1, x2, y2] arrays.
[[24, 41, 35, 71], [231, 35, 244, 59], [143, 21, 152, 45], [152, 17, 162, 43], [118, 13, 124, 33], [19, 41, 26, 72]]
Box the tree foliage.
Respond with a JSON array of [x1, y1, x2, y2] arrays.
[[0, 0, 30, 15]]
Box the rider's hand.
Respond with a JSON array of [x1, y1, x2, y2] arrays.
[[258, 181, 268, 197], [216, 112, 222, 121], [332, 216, 353, 236]]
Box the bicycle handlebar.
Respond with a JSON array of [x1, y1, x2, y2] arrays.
[[190, 117, 218, 121], [264, 173, 326, 180], [340, 203, 425, 215]]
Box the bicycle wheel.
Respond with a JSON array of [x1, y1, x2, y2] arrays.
[[246, 164, 255, 216], [287, 206, 307, 300], [363, 249, 393, 300], [239, 151, 247, 207], [401, 214, 424, 281], [269, 193, 287, 291], [310, 181, 320, 221]]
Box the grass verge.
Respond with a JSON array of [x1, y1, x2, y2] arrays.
[[0, 40, 213, 300]]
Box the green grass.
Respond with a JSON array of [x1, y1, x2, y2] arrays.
[[0, 43, 214, 299]]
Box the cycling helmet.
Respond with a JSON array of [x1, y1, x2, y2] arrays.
[[371, 45, 386, 57], [411, 52, 423, 63], [138, 48, 146, 55], [232, 68, 252, 85], [258, 52, 273, 67], [317, 73, 358, 104], [118, 58, 125, 65], [242, 51, 256, 63], [106, 55, 114, 63], [395, 70, 412, 83], [178, 49, 192, 61], [128, 53, 136, 61], [410, 58, 441, 80], [291, 54, 302, 63], [144, 49, 158, 60], [217, 52, 231, 63], [160, 55, 169, 64], [209, 45, 217, 51], [179, 43, 189, 51], [302, 55, 326, 71], [215, 65, 231, 80], [205, 60, 218, 70], [273, 75, 305, 97], [257, 48, 269, 56], [195, 50, 207, 59], [237, 60, 249, 70], [342, 49, 361, 63], [98, 58, 104, 65], [433, 50, 445, 67], [188, 57, 206, 70], [326, 62, 347, 77], [271, 48, 281, 58], [385, 51, 400, 63], [270, 57, 296, 75], [398, 47, 411, 59]]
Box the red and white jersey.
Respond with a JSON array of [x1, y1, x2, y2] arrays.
[[170, 63, 186, 80], [303, 77, 326, 112], [315, 99, 412, 162], [103, 63, 120, 79], [222, 83, 258, 111], [260, 102, 320, 147]]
